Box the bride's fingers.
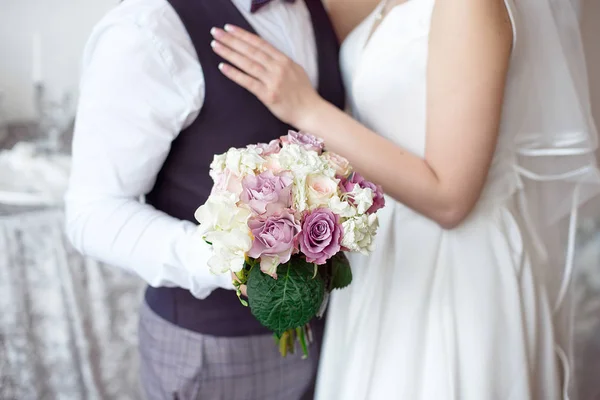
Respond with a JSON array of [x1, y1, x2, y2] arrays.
[[211, 27, 273, 68], [211, 40, 268, 81], [221, 24, 287, 62], [218, 62, 266, 100]]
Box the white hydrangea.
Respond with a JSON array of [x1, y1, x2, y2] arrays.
[[348, 185, 374, 215], [194, 193, 253, 273], [229, 147, 266, 176], [210, 147, 265, 180], [209, 153, 227, 181], [341, 213, 379, 255], [277, 144, 334, 178], [328, 195, 357, 218], [292, 175, 309, 212]]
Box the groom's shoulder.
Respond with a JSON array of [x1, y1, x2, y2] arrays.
[[92, 0, 183, 40], [83, 0, 194, 70]]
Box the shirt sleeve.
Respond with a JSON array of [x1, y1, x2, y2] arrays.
[[65, 21, 235, 299]]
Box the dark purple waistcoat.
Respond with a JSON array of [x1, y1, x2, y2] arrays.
[[144, 0, 345, 337]]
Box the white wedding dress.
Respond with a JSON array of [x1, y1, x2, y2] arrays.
[[315, 0, 600, 398]]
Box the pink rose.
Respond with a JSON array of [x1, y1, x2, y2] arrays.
[[322, 151, 352, 178], [247, 139, 281, 156], [306, 174, 339, 208], [241, 171, 293, 214], [299, 208, 342, 265], [248, 209, 301, 277], [280, 130, 324, 154], [263, 157, 284, 174], [340, 172, 385, 214], [211, 169, 243, 197]]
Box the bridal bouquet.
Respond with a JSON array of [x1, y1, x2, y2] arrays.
[[194, 131, 384, 357]]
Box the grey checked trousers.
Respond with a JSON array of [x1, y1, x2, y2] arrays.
[[138, 301, 323, 400]]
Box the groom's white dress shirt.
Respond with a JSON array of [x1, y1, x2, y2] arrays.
[[65, 0, 318, 299]]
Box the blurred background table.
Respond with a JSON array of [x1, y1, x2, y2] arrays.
[[0, 120, 145, 400], [0, 204, 144, 400]]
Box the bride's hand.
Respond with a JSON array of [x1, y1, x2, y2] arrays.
[[210, 25, 324, 127]]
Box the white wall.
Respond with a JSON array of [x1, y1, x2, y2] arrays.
[[0, 0, 117, 121]]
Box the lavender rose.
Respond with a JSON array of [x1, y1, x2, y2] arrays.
[[299, 208, 342, 265], [341, 172, 385, 214], [248, 210, 301, 277], [247, 139, 281, 156], [280, 130, 324, 154], [241, 171, 293, 214]]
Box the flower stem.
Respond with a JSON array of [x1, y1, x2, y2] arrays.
[[297, 326, 309, 359], [278, 330, 293, 357]]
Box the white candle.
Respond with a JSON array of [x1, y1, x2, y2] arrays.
[[32, 33, 42, 84]]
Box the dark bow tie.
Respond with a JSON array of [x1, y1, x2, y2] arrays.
[[251, 0, 296, 13]]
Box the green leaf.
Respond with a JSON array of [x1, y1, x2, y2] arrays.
[[247, 257, 325, 336], [329, 252, 353, 290]]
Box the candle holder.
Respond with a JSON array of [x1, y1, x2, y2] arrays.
[[33, 82, 73, 154], [0, 91, 7, 145]]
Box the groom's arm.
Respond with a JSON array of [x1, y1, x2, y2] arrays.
[[66, 21, 234, 299]]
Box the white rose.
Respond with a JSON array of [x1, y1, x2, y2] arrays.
[[341, 213, 379, 255], [194, 193, 251, 235], [194, 194, 253, 273], [206, 231, 252, 274], [348, 185, 374, 215], [306, 173, 339, 208], [328, 195, 356, 218]]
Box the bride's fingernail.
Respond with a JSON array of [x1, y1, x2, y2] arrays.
[[210, 40, 217, 48], [210, 27, 217, 36], [218, 63, 225, 71], [224, 24, 234, 32]]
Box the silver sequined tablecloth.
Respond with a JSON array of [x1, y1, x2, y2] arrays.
[[0, 207, 144, 400]]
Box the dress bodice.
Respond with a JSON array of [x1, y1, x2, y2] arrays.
[[318, 2, 598, 399], [340, 0, 523, 205]]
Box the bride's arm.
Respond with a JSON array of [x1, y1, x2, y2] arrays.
[[211, 0, 513, 228], [324, 0, 381, 41], [301, 0, 513, 228]]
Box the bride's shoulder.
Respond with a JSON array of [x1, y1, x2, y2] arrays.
[[429, 0, 514, 41], [323, 0, 381, 41]]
